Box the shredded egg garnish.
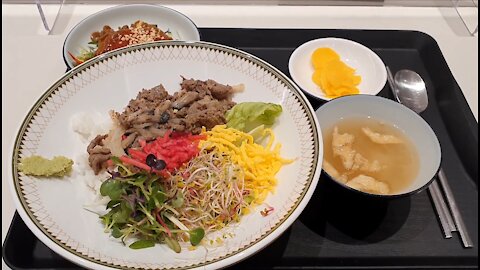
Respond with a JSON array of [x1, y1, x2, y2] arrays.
[[200, 125, 293, 206]]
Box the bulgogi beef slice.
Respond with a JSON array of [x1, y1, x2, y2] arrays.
[[206, 79, 236, 100], [180, 78, 207, 94], [187, 95, 235, 113], [169, 118, 187, 132], [121, 132, 137, 149], [180, 77, 243, 100], [140, 84, 170, 102], [87, 134, 112, 175], [117, 84, 170, 128], [185, 109, 227, 134], [87, 134, 108, 154], [172, 91, 200, 109], [184, 96, 236, 133], [89, 153, 111, 175]]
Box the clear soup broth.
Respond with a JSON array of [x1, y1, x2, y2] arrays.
[[323, 117, 420, 195]]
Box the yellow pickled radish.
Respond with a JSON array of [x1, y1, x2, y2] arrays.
[[319, 71, 332, 95], [310, 47, 362, 98], [311, 48, 340, 70], [323, 60, 353, 87], [352, 75, 362, 85], [312, 69, 323, 87]]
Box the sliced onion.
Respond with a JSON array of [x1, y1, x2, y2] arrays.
[[103, 122, 126, 157]]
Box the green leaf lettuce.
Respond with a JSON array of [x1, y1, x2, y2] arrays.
[[225, 102, 282, 132]]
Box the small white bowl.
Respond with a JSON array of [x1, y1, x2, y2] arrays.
[[315, 95, 441, 198], [63, 4, 200, 69], [289, 38, 387, 101]]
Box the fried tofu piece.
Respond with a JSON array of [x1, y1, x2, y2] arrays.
[[346, 174, 390, 195], [361, 127, 403, 144], [332, 127, 382, 172], [323, 160, 348, 183], [352, 153, 382, 172], [332, 127, 356, 170]]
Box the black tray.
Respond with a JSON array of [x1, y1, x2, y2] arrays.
[[3, 28, 478, 270]]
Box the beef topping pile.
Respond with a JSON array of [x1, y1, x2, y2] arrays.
[[87, 78, 242, 174]]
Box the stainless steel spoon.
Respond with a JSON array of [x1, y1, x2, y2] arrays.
[[394, 70, 428, 114], [389, 68, 473, 248]]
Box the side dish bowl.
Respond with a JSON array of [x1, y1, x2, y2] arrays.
[[315, 95, 441, 198], [63, 4, 200, 69], [289, 38, 387, 101]]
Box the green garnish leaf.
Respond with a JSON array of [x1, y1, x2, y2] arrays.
[[129, 175, 148, 187], [111, 226, 123, 238], [106, 200, 121, 209], [129, 239, 155, 249], [110, 156, 135, 176], [112, 209, 129, 224], [152, 186, 166, 201], [100, 179, 125, 201], [146, 190, 166, 211], [100, 211, 113, 226], [189, 228, 205, 246], [147, 197, 156, 211], [111, 201, 132, 224]]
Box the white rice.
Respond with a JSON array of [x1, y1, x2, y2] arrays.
[[70, 112, 112, 215], [70, 111, 112, 143]]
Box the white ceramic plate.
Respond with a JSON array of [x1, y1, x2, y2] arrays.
[[10, 41, 322, 270], [288, 38, 387, 101], [63, 4, 200, 69]]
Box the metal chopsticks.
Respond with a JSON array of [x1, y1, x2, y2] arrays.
[[429, 180, 454, 238], [386, 66, 473, 247], [438, 169, 474, 247]]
